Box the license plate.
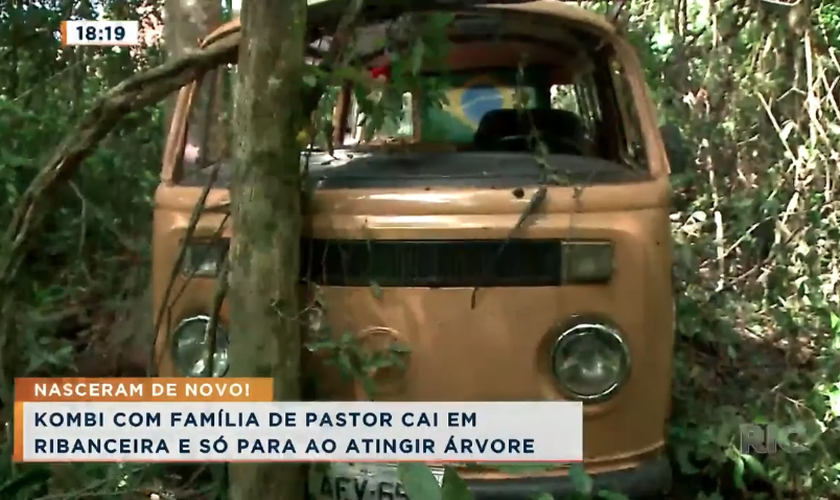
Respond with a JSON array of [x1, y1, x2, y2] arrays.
[[309, 463, 444, 500]]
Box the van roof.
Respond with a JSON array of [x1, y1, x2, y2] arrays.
[[200, 1, 616, 49]]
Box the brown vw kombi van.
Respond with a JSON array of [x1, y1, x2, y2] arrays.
[[153, 0, 676, 497]]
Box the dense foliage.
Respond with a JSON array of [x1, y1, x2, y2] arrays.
[[1, 0, 839, 499]]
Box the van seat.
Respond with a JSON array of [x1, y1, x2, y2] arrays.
[[473, 109, 586, 154]]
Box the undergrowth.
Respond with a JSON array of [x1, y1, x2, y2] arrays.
[[647, 0, 840, 497]]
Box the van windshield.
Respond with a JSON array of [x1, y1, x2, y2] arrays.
[[407, 65, 607, 160], [177, 38, 651, 187]]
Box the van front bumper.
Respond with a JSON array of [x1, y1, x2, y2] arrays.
[[465, 455, 672, 500]]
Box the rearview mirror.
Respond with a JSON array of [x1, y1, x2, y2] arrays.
[[659, 123, 689, 175]]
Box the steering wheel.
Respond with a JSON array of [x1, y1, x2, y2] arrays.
[[495, 134, 584, 156]]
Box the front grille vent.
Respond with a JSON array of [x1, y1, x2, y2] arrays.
[[300, 238, 561, 287]]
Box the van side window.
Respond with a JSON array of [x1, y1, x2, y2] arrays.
[[344, 90, 414, 145], [608, 58, 646, 166], [551, 78, 601, 142], [181, 65, 234, 185]]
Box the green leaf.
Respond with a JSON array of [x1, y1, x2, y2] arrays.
[[740, 454, 767, 478], [531, 493, 554, 500], [726, 344, 737, 359], [368, 352, 392, 369], [411, 41, 426, 75], [428, 12, 456, 31], [370, 280, 383, 299], [440, 466, 473, 500], [303, 73, 318, 88], [731, 454, 745, 490], [360, 375, 376, 399], [568, 463, 593, 496], [337, 351, 353, 378], [398, 463, 442, 500]]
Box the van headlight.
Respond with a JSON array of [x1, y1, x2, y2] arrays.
[[561, 241, 613, 284], [182, 240, 228, 277], [551, 320, 629, 401], [171, 315, 230, 377]]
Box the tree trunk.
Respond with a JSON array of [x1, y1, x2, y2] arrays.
[[163, 0, 222, 130], [227, 0, 306, 498]]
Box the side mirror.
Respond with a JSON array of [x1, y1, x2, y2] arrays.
[[659, 123, 689, 175]]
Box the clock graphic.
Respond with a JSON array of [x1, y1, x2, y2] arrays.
[[61, 20, 139, 47]]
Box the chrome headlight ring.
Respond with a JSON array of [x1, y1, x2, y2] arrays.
[[170, 315, 230, 377], [550, 319, 631, 402]]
